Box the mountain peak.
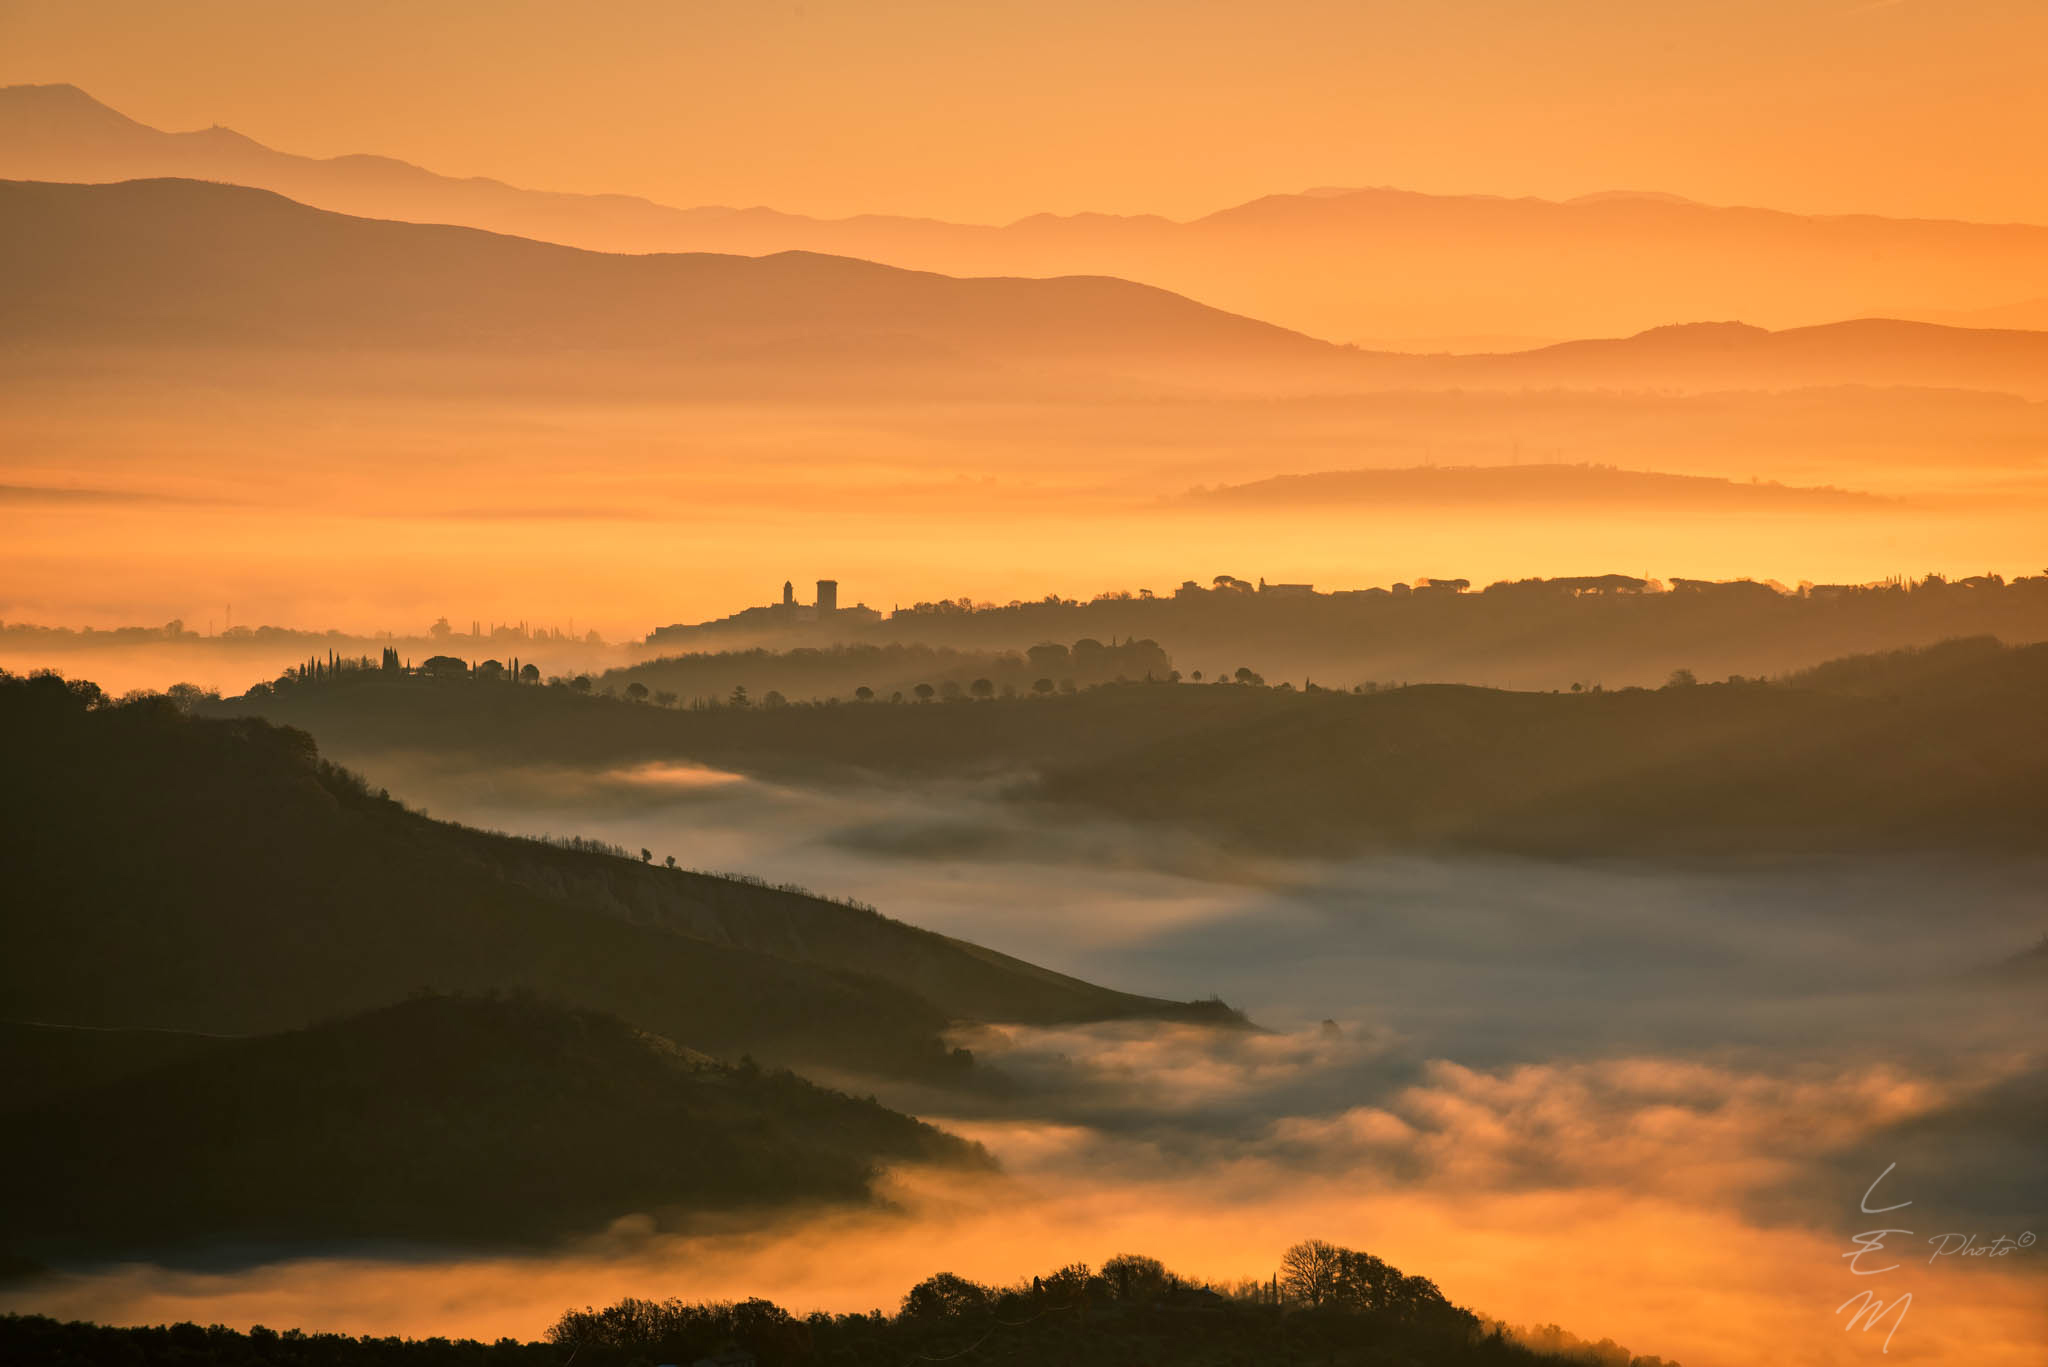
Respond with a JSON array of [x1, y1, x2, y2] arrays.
[[3, 81, 95, 100], [0, 81, 142, 125]]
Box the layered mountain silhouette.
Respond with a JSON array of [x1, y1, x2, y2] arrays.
[[0, 995, 987, 1259], [6, 177, 2046, 397], [0, 671, 1234, 1087], [10, 82, 2048, 343], [0, 177, 1342, 392], [1436, 319, 2048, 398]]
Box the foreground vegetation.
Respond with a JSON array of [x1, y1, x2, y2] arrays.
[[0, 1243, 1676, 1366]]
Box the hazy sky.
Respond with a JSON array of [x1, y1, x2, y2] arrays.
[[5, 0, 2046, 224]]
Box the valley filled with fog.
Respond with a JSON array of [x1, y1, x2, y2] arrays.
[[15, 745, 2037, 1365]]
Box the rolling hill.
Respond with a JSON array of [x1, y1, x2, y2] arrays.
[[210, 639, 2048, 859], [10, 83, 2048, 345], [0, 994, 986, 1259], [1033, 639, 2048, 856], [0, 671, 1235, 1084]]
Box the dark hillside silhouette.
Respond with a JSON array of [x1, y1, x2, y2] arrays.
[[611, 639, 1171, 702], [0, 994, 983, 1260], [0, 1021, 221, 1113], [221, 640, 2048, 858], [213, 667, 1248, 782], [1033, 640, 2048, 856], [0, 673, 1233, 1084]]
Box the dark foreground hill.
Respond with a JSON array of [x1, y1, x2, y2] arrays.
[[0, 995, 982, 1260], [0, 672, 1233, 1082]]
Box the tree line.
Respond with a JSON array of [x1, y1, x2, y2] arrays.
[[0, 1240, 1677, 1366]]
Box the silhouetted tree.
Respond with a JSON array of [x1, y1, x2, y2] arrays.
[[901, 1272, 992, 1321], [165, 682, 218, 711], [1027, 642, 1072, 674], [854, 685, 874, 701], [1032, 677, 1055, 695], [624, 681, 650, 703], [913, 683, 935, 702], [1102, 1252, 1172, 1301], [1280, 1239, 1344, 1307], [970, 677, 994, 699]]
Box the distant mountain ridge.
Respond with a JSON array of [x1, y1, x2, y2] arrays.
[[8, 82, 2048, 342], [1410, 319, 2048, 398], [6, 177, 2046, 398], [0, 177, 1344, 393]]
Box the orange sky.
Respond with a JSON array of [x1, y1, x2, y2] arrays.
[[4, 0, 2047, 225]]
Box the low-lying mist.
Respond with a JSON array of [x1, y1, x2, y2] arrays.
[[7, 372, 2048, 648], [9, 747, 2041, 1365], [345, 750, 2048, 1045]]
